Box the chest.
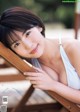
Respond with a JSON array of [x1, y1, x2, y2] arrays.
[[49, 58, 68, 85], [49, 56, 64, 74]]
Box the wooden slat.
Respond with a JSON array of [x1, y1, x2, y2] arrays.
[[7, 103, 61, 112], [0, 74, 25, 82]]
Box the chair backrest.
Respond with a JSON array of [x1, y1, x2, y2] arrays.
[[0, 42, 80, 112]]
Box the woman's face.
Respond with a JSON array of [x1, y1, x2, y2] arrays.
[[11, 27, 45, 59]]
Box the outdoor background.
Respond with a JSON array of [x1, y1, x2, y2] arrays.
[[0, 0, 75, 28], [0, 0, 77, 39]]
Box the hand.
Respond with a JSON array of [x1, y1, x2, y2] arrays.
[[24, 67, 56, 90]]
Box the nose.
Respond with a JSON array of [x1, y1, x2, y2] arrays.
[[22, 38, 32, 49]]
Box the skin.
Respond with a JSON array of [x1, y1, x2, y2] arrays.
[[11, 26, 80, 104]]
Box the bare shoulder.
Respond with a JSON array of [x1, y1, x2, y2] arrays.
[[40, 64, 59, 81], [62, 39, 80, 62], [62, 39, 80, 54], [62, 39, 80, 76]]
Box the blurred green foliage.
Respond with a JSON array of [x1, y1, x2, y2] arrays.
[[0, 0, 75, 28]]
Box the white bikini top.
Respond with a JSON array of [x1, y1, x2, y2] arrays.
[[31, 38, 80, 90], [59, 37, 80, 90]]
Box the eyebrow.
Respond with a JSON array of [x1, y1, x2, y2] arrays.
[[22, 30, 27, 36], [22, 29, 31, 36]]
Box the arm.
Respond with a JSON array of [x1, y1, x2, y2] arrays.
[[24, 65, 80, 104], [42, 63, 80, 104], [51, 80, 80, 104], [37, 64, 80, 104]]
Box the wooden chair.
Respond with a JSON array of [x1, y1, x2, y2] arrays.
[[0, 42, 80, 112]]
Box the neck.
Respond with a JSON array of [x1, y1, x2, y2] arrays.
[[38, 38, 58, 64]]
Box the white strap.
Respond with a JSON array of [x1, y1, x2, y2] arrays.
[[59, 37, 62, 45]]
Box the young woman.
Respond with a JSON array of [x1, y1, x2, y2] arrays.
[[0, 7, 80, 104]]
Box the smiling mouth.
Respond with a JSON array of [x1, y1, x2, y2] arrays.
[[30, 44, 39, 54]]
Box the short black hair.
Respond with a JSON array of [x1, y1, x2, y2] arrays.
[[0, 7, 45, 48]]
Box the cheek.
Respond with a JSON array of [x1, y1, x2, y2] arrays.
[[34, 36, 43, 45], [30, 31, 43, 42], [14, 47, 28, 57]]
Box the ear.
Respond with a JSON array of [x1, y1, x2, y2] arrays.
[[37, 26, 43, 32]]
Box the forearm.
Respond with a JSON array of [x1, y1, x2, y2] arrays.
[[51, 81, 80, 104]]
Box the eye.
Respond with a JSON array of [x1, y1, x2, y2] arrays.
[[26, 31, 31, 37], [14, 42, 20, 48]]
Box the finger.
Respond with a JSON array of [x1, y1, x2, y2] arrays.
[[30, 81, 38, 85], [33, 85, 38, 88], [26, 76, 39, 81], [33, 84, 41, 89], [24, 72, 39, 76], [33, 66, 43, 73], [30, 80, 40, 86]]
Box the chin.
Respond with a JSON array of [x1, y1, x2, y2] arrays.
[[31, 51, 43, 58], [36, 52, 43, 58]]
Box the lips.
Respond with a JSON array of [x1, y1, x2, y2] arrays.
[[30, 44, 39, 54]]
